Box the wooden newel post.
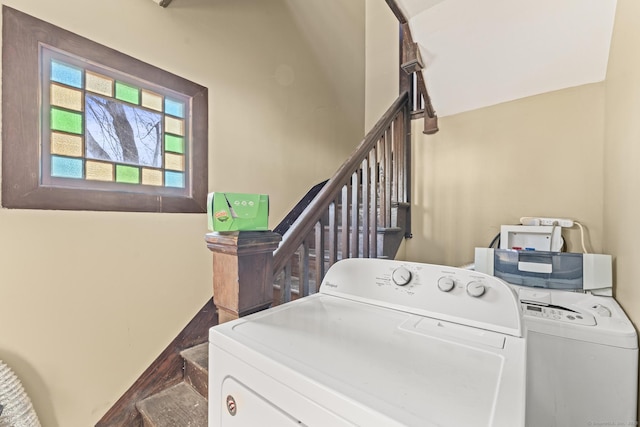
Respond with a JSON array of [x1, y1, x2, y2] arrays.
[[205, 231, 282, 324]]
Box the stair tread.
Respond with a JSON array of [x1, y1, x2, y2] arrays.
[[136, 382, 207, 427], [181, 343, 208, 372]]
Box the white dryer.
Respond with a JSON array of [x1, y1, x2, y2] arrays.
[[209, 258, 527, 427]]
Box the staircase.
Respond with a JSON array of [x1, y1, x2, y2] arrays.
[[136, 344, 208, 427], [96, 91, 414, 427], [129, 199, 410, 426], [124, 206, 410, 426], [96, 3, 437, 425], [130, 205, 410, 426]]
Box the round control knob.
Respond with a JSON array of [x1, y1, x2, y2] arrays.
[[466, 281, 486, 298], [392, 266, 412, 286], [437, 277, 455, 292]]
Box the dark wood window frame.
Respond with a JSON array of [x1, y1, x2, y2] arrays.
[[2, 6, 208, 212]]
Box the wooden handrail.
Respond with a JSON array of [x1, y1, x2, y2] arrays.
[[387, 2, 439, 133], [274, 180, 328, 236], [385, 0, 408, 24], [272, 91, 410, 275], [414, 70, 438, 134]]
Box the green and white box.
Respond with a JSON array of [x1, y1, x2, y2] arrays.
[[208, 192, 269, 232]]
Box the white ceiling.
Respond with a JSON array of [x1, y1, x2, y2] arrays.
[[396, 0, 618, 117]]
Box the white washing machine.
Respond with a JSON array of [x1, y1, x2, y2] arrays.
[[209, 258, 527, 427], [515, 285, 638, 427], [475, 248, 639, 427]]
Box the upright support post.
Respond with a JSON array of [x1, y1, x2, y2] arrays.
[[399, 24, 413, 98], [205, 231, 282, 323]]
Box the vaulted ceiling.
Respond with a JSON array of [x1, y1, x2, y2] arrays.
[[153, 0, 618, 118], [396, 0, 618, 117]]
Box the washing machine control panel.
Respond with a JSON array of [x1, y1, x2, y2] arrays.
[[521, 303, 596, 326]]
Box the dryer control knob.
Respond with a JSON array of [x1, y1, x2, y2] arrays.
[[392, 266, 412, 286], [466, 281, 486, 298], [437, 277, 455, 292]]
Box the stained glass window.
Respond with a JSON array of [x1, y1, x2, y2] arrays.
[[2, 6, 207, 212], [41, 46, 189, 193]]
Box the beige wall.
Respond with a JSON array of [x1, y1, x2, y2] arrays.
[[604, 0, 640, 412], [605, 0, 640, 332], [407, 85, 605, 267], [364, 0, 398, 131], [0, 1, 365, 426], [365, 0, 605, 268]]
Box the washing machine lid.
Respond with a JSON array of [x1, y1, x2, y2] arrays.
[[210, 292, 526, 427]]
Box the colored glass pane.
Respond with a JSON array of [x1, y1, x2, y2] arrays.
[[142, 168, 163, 186], [165, 98, 184, 118], [115, 164, 140, 184], [165, 171, 184, 188], [115, 82, 140, 104], [141, 90, 163, 112], [51, 60, 82, 88], [165, 116, 184, 136], [51, 132, 83, 157], [50, 84, 83, 111], [165, 134, 184, 154], [51, 107, 83, 134], [165, 153, 184, 171], [86, 161, 114, 181], [86, 71, 113, 97], [51, 156, 83, 178]]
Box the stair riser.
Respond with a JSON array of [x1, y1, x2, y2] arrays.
[[184, 360, 208, 400]]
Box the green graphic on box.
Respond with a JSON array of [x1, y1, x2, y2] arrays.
[[208, 192, 269, 232]]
